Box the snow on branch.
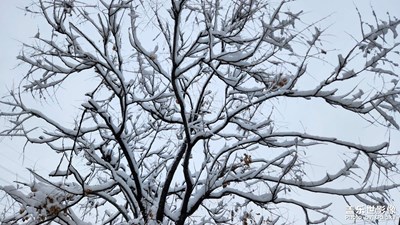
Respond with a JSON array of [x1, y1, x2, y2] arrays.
[[1, 0, 400, 224]]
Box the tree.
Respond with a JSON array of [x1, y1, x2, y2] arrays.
[[1, 0, 400, 224]]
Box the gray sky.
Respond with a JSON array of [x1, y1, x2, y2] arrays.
[[0, 0, 399, 224]]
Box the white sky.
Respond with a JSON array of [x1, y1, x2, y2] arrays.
[[0, 0, 399, 224]]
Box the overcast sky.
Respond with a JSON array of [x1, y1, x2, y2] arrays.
[[0, 0, 399, 224]]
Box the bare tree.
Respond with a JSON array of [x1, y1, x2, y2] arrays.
[[1, 0, 400, 224]]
